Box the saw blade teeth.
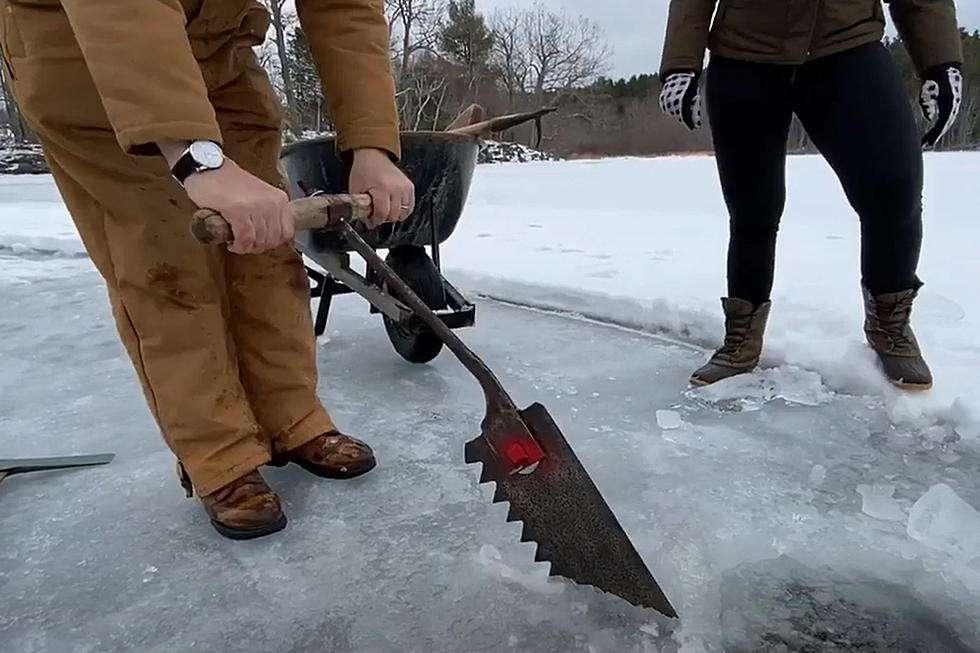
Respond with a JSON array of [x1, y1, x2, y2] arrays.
[[480, 465, 497, 483], [519, 523, 536, 543], [478, 464, 496, 485], [492, 485, 508, 503], [533, 544, 552, 563], [463, 413, 678, 619], [464, 435, 489, 465]]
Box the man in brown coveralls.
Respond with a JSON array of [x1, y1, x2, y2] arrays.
[[0, 0, 414, 539]]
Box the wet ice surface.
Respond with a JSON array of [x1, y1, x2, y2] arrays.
[[1, 260, 979, 653]]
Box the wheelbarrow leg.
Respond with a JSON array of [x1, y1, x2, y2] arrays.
[[305, 264, 332, 338], [314, 288, 333, 337], [430, 214, 442, 272]]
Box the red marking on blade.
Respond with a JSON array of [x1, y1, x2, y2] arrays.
[[502, 437, 545, 470]]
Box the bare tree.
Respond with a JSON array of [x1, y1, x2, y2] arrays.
[[520, 4, 611, 106], [255, 39, 279, 74], [395, 53, 455, 130], [263, 0, 298, 129], [0, 64, 30, 144], [404, 66, 450, 129], [489, 8, 529, 108], [385, 0, 443, 82]]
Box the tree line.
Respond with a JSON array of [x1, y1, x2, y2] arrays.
[[258, 0, 612, 144], [1, 3, 978, 156]]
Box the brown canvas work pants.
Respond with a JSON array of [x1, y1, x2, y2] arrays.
[[1, 2, 336, 496]]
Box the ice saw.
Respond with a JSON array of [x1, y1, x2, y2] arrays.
[[191, 198, 677, 618], [0, 453, 115, 487]]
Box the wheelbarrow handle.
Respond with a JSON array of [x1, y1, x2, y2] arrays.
[[190, 193, 373, 245]]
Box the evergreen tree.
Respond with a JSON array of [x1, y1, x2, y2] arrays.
[[439, 0, 494, 92]]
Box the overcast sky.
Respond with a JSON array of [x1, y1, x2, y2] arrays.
[[473, 0, 980, 78]]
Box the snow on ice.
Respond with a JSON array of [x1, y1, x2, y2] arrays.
[[2, 152, 980, 652]]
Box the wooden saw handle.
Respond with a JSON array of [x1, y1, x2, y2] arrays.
[[190, 193, 373, 245]]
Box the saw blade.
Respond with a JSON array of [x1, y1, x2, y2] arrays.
[[465, 403, 677, 618], [0, 453, 115, 475]]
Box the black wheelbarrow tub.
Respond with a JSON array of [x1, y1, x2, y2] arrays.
[[280, 132, 480, 252]]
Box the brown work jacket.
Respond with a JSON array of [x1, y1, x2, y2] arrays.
[[1, 0, 400, 159], [660, 0, 963, 77]]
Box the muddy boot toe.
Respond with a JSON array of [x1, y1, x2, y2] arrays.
[[272, 432, 377, 479], [199, 470, 287, 540]]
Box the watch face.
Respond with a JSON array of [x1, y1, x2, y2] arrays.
[[189, 141, 224, 169]]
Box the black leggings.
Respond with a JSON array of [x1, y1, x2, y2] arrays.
[[706, 42, 924, 305]]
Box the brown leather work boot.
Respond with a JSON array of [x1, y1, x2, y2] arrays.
[[690, 298, 771, 387], [862, 285, 932, 390], [193, 469, 287, 540], [270, 432, 377, 479]]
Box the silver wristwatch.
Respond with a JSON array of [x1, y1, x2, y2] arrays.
[[171, 140, 225, 186]]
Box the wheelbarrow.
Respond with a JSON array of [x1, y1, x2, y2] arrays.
[[281, 132, 478, 364], [280, 106, 556, 364]]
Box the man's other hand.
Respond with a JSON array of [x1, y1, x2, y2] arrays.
[[348, 148, 415, 228]]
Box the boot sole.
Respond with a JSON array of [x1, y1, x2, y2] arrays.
[[891, 379, 933, 392], [689, 366, 756, 388], [865, 344, 932, 392], [210, 513, 287, 541], [292, 456, 377, 480]]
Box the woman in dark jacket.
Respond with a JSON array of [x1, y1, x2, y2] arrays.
[[659, 0, 964, 390]]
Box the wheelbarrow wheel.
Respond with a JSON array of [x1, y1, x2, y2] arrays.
[[382, 246, 447, 364]]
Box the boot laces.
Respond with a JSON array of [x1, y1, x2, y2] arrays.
[[717, 316, 751, 358], [878, 302, 916, 353]]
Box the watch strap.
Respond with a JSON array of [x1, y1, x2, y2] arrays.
[[171, 141, 223, 186], [171, 148, 201, 185]]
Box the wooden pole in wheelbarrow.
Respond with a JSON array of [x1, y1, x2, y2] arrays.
[[190, 200, 677, 618]]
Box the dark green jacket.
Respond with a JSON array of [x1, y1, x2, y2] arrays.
[[660, 0, 963, 77]]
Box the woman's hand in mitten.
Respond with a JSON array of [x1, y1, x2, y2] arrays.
[[659, 71, 702, 131]]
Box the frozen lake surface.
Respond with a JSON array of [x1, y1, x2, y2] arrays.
[[1, 257, 978, 652]]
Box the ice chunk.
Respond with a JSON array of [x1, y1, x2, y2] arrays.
[[808, 464, 827, 487], [639, 623, 659, 637], [856, 484, 905, 522], [922, 425, 949, 443], [656, 409, 683, 430], [474, 544, 562, 596], [907, 484, 980, 560], [678, 636, 709, 653], [686, 366, 833, 412], [476, 543, 503, 563]]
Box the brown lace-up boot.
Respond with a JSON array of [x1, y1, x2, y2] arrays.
[[270, 432, 377, 479], [690, 298, 771, 387], [179, 464, 287, 540], [862, 285, 932, 390]]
